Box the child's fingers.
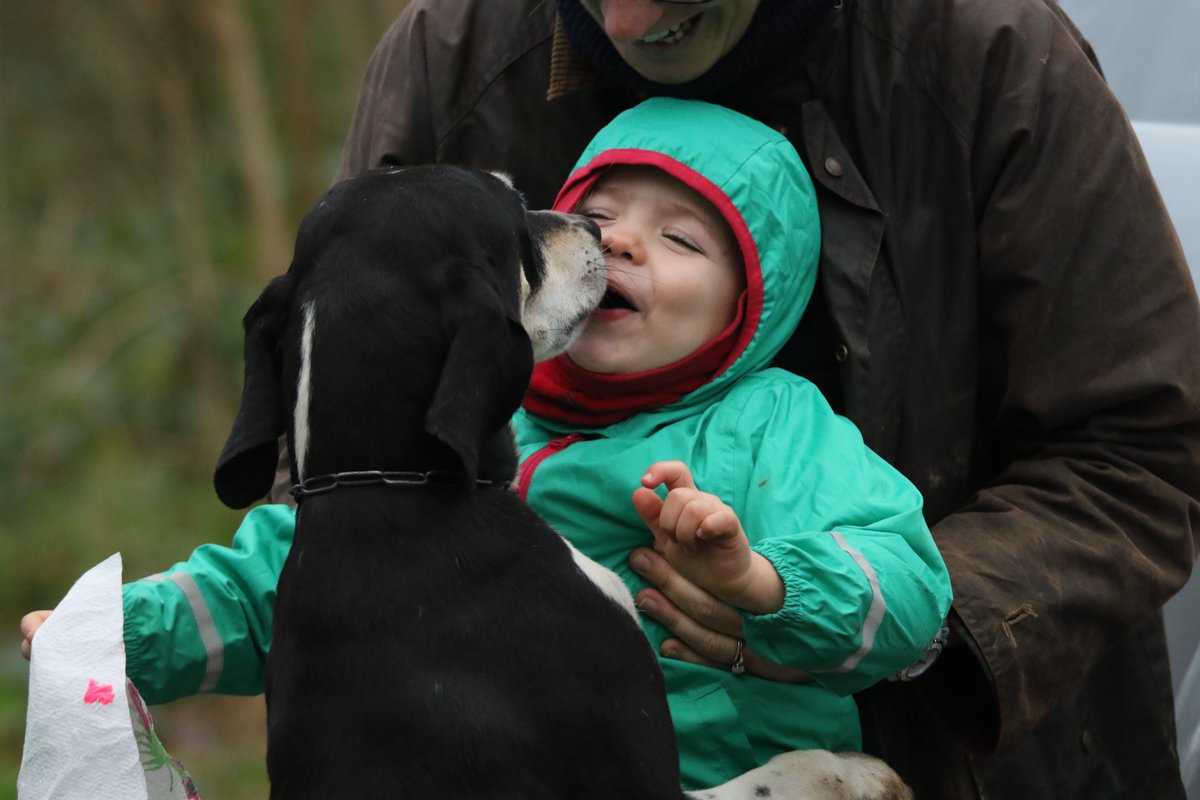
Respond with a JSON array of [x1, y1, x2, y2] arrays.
[[641, 461, 697, 492], [19, 610, 51, 661], [671, 495, 739, 544], [632, 486, 667, 540], [696, 506, 742, 542], [658, 488, 705, 543], [673, 496, 713, 545]]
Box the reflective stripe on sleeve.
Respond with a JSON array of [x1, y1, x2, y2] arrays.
[[823, 531, 886, 673], [146, 571, 226, 692]]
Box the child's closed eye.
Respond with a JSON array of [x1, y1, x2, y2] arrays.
[[664, 230, 703, 253], [579, 207, 614, 222]]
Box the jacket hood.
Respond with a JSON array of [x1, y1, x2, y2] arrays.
[[528, 98, 819, 425]]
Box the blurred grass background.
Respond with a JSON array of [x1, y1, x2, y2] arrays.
[[1, 1, 408, 796]]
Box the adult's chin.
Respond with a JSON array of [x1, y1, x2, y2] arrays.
[[612, 2, 760, 85], [612, 23, 724, 83]]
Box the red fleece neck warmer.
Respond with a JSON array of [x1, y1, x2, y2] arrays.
[[523, 292, 747, 427]]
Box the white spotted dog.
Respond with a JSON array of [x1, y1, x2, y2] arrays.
[[212, 165, 911, 800]]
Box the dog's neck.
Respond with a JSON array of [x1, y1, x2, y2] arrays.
[[281, 274, 523, 492], [289, 420, 519, 492], [291, 468, 511, 499]]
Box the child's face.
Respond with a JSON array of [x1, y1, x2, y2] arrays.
[[567, 166, 744, 375]]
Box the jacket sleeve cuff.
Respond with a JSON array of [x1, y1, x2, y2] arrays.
[[121, 503, 296, 705], [122, 578, 207, 705], [740, 540, 812, 653]]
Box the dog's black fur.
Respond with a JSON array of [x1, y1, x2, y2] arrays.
[[214, 167, 683, 799]]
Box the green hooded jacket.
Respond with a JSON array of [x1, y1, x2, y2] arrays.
[[119, 99, 950, 791], [513, 99, 952, 787]]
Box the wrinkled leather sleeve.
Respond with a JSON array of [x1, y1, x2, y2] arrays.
[[334, 2, 438, 180], [922, 1, 1200, 748], [333, 0, 565, 186]]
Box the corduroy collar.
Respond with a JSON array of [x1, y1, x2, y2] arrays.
[[548, 19, 609, 101]]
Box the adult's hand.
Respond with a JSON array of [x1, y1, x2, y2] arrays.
[[629, 547, 809, 684], [19, 610, 51, 660]]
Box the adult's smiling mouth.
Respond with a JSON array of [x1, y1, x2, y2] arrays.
[[638, 14, 697, 45]]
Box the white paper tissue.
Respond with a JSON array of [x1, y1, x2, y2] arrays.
[[18, 553, 200, 799]]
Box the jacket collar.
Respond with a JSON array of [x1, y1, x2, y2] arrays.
[[548, 19, 608, 102]]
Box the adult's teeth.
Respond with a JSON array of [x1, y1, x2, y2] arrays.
[[639, 17, 693, 44]]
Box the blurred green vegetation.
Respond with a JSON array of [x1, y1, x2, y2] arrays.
[[1, 1, 408, 796]]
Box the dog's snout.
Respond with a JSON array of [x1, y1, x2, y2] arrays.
[[576, 216, 601, 242]]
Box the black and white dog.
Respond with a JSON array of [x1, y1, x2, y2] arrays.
[[213, 166, 912, 800]]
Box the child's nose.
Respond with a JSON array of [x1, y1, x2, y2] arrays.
[[603, 226, 645, 264]]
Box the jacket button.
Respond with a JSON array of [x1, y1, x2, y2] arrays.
[[835, 344, 850, 362], [824, 157, 845, 177], [1080, 728, 1095, 754]]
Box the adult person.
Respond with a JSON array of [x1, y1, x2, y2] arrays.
[[323, 0, 1200, 797], [19, 0, 1200, 797]]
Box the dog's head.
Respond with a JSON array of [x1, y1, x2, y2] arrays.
[[213, 166, 605, 508]]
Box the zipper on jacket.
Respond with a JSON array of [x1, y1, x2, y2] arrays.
[[517, 433, 591, 502]]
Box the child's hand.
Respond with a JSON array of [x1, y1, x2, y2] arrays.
[[632, 462, 783, 615], [20, 610, 52, 660]]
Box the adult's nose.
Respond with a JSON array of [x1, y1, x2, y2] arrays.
[[597, 0, 667, 42]]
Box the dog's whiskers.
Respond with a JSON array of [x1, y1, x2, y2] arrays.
[[602, 263, 666, 287]]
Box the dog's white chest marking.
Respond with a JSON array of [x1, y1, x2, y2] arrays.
[[294, 300, 316, 481], [562, 538, 639, 622]]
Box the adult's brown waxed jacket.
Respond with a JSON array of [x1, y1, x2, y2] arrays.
[[328, 0, 1200, 796]]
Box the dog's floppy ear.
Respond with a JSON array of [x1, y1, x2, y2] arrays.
[[426, 266, 533, 483], [214, 273, 295, 508]]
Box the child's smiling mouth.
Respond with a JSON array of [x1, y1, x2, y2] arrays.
[[593, 281, 639, 321], [598, 285, 637, 311]]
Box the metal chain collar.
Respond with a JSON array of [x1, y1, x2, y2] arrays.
[[291, 469, 510, 498]]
